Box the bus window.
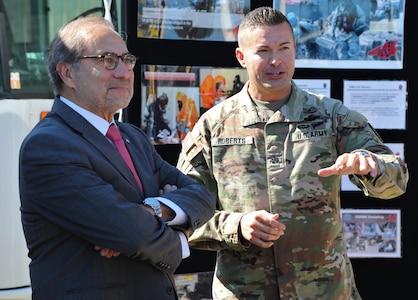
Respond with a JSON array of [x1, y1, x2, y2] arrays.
[[0, 10, 8, 94], [0, 0, 120, 98]]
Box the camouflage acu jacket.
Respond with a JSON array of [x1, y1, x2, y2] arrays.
[[177, 80, 408, 300]]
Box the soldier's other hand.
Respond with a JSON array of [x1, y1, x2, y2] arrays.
[[240, 210, 286, 249]]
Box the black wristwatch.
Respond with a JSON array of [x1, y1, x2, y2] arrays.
[[143, 198, 162, 217]]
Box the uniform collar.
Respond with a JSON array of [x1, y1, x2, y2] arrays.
[[238, 80, 305, 126]]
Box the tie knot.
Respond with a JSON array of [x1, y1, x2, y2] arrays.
[[106, 124, 123, 143]]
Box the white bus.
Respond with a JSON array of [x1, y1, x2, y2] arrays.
[[0, 1, 121, 298]]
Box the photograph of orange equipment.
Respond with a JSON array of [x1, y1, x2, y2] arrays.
[[141, 64, 247, 145]]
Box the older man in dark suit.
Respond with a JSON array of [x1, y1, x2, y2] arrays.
[[19, 16, 215, 300]]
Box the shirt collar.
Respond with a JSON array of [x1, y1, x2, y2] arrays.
[[59, 96, 113, 136]]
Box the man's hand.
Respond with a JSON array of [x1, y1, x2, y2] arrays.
[[240, 210, 286, 248], [159, 184, 177, 195], [159, 184, 178, 221], [95, 245, 120, 258], [317, 152, 378, 178]]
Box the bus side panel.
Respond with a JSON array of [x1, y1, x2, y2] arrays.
[[0, 99, 53, 299]]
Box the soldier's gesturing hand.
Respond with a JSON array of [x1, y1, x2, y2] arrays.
[[317, 151, 379, 178], [239, 210, 286, 248]]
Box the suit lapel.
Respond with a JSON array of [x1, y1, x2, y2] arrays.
[[51, 99, 142, 193]]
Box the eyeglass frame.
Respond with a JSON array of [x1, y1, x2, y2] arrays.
[[78, 52, 137, 70]]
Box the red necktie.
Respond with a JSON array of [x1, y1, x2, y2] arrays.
[[106, 124, 143, 193]]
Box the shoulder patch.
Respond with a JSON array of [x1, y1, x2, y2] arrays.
[[182, 134, 195, 154], [341, 108, 368, 128], [181, 125, 205, 161]]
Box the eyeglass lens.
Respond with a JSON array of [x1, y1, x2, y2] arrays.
[[103, 53, 136, 70]]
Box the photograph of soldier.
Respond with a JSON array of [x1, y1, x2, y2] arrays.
[[327, 0, 368, 60], [175, 91, 199, 141], [144, 92, 172, 143], [231, 74, 245, 96]]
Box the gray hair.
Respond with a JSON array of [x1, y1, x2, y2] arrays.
[[47, 16, 119, 95]]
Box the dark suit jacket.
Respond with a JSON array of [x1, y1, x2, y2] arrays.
[[19, 98, 215, 300]]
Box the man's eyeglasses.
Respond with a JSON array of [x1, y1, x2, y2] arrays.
[[78, 52, 137, 70]]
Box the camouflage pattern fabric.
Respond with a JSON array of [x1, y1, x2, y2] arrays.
[[177, 80, 408, 300]]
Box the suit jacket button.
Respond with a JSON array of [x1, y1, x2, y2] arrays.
[[166, 286, 175, 295]]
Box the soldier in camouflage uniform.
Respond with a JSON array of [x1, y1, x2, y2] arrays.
[[177, 7, 408, 300]]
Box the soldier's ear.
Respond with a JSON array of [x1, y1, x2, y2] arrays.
[[235, 48, 246, 68]]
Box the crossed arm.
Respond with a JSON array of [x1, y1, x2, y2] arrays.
[[96, 184, 179, 258]]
